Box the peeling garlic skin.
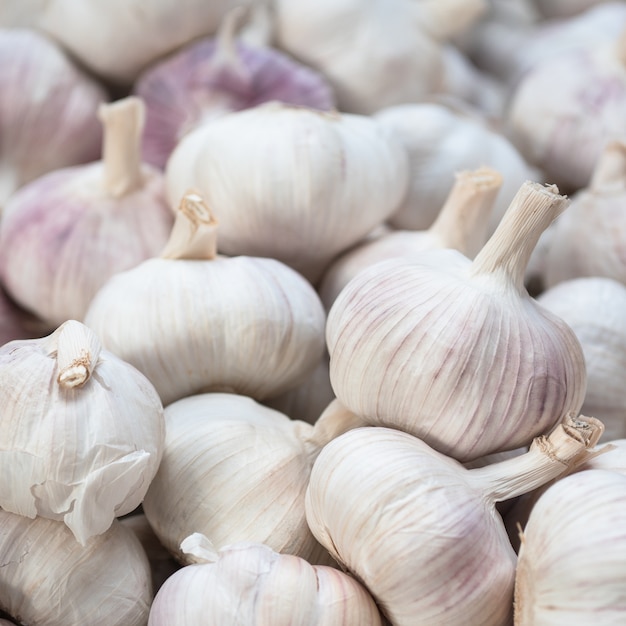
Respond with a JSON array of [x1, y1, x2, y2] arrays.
[[0, 29, 105, 208], [135, 38, 335, 169], [0, 163, 173, 327]]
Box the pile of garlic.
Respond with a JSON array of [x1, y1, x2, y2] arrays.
[[1, 2, 625, 624]]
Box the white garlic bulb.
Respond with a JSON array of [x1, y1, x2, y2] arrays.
[[148, 535, 383, 625], [318, 167, 502, 310], [0, 512, 152, 626], [544, 140, 626, 286], [85, 192, 326, 405], [515, 469, 626, 624], [508, 31, 626, 192], [305, 415, 603, 626], [374, 103, 538, 233], [537, 277, 626, 441], [143, 392, 364, 565], [0, 97, 173, 327], [135, 8, 335, 169], [272, 0, 486, 114], [0, 320, 165, 545], [327, 181, 586, 461], [0, 28, 106, 208], [165, 102, 409, 283]]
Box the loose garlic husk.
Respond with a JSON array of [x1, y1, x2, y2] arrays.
[[0, 512, 152, 626], [515, 469, 626, 624], [374, 103, 538, 233], [165, 102, 409, 284], [327, 181, 586, 461], [0, 320, 165, 545], [508, 30, 626, 192], [306, 414, 604, 626], [148, 534, 383, 625], [544, 140, 626, 286], [84, 192, 326, 405], [143, 393, 364, 565], [272, 0, 486, 114], [318, 166, 502, 310], [538, 277, 626, 441], [135, 8, 335, 169], [0, 97, 173, 327], [0, 28, 106, 208]]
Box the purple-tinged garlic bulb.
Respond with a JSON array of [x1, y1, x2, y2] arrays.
[[135, 8, 335, 169], [0, 97, 173, 327], [327, 182, 586, 462], [0, 28, 106, 208]]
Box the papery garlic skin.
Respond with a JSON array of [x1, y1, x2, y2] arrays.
[[148, 540, 382, 625], [538, 278, 626, 441], [515, 469, 626, 625], [0, 29, 105, 208], [0, 321, 165, 545], [143, 393, 335, 565], [508, 36, 626, 192], [135, 25, 335, 169], [327, 182, 586, 461], [375, 103, 537, 232], [0, 513, 152, 626], [165, 102, 409, 283]]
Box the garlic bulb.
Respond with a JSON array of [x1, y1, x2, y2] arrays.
[[508, 30, 626, 192], [135, 8, 335, 169], [515, 469, 626, 624], [84, 192, 326, 405], [34, 0, 267, 84], [537, 277, 626, 441], [544, 140, 626, 286], [165, 102, 409, 283], [272, 0, 486, 114], [306, 414, 603, 626], [0, 512, 152, 626], [374, 103, 538, 233], [327, 181, 586, 461], [148, 535, 383, 625], [143, 392, 364, 565], [318, 166, 502, 310], [0, 29, 105, 208], [0, 97, 173, 327], [0, 320, 165, 545]]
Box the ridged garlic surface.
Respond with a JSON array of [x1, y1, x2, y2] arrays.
[[0, 320, 165, 545], [84, 192, 326, 405], [306, 415, 603, 626], [0, 97, 173, 327], [327, 182, 586, 461], [148, 536, 382, 625], [143, 393, 363, 565], [318, 167, 502, 310], [544, 140, 626, 286], [515, 469, 626, 624], [374, 103, 537, 233], [538, 277, 626, 441], [165, 102, 409, 283], [0, 28, 105, 208], [0, 513, 152, 626]]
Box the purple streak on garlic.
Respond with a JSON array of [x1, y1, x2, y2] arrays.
[[0, 29, 106, 208], [0, 97, 174, 327], [135, 9, 335, 169]]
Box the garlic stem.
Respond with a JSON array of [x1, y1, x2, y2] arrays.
[[180, 533, 219, 565], [590, 140, 626, 191], [44, 320, 102, 388], [467, 413, 604, 502], [304, 399, 369, 450], [428, 167, 502, 258], [469, 181, 569, 292], [207, 5, 250, 88], [160, 191, 219, 260], [98, 97, 145, 198]]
